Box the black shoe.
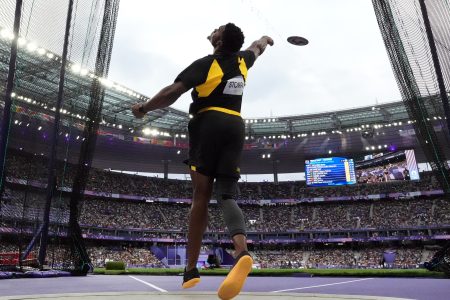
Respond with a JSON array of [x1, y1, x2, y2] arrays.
[[182, 267, 201, 289]]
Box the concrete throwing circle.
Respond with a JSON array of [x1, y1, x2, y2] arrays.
[[0, 292, 414, 300]]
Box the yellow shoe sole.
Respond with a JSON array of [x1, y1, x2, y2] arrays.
[[182, 277, 200, 289], [217, 255, 253, 300]]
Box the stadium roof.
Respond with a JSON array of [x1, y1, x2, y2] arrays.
[[0, 28, 447, 140]]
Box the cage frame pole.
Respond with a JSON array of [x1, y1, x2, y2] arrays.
[[37, 0, 75, 267], [0, 0, 23, 197]]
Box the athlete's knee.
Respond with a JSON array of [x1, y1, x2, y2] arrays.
[[214, 178, 237, 200]]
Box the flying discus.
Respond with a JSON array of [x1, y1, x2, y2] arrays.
[[287, 36, 309, 46]]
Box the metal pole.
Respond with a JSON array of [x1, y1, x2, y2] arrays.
[[38, 0, 75, 266], [0, 0, 23, 197]]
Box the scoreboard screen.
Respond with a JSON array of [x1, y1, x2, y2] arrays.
[[305, 157, 357, 187]]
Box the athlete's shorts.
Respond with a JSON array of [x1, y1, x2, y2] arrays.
[[186, 110, 244, 180]]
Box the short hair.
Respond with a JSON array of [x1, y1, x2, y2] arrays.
[[221, 23, 245, 53]]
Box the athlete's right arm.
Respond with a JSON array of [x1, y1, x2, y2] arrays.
[[131, 81, 188, 118], [246, 36, 274, 59]]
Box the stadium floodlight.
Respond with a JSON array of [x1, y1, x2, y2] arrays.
[[328, 150, 332, 154], [262, 154, 266, 158], [11, 92, 16, 97], [99, 78, 113, 87], [272, 118, 276, 122], [26, 123, 30, 127], [17, 37, 27, 46], [177, 150, 181, 155], [80, 68, 88, 76], [38, 126, 42, 131], [267, 154, 271, 158], [0, 28, 14, 40], [371, 146, 375, 150], [245, 136, 249, 140], [46, 52, 54, 59], [26, 42, 37, 52], [181, 134, 186, 138], [71, 64, 81, 73], [14, 120, 18, 125], [245, 120, 249, 124], [118, 125, 122, 129], [189, 114, 193, 119], [142, 128, 151, 135], [37, 48, 46, 56]]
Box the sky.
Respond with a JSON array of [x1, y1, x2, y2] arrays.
[[108, 0, 401, 119]]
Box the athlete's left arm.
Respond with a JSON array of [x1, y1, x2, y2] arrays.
[[131, 81, 188, 118], [246, 36, 274, 60]]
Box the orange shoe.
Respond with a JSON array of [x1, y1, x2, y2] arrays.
[[217, 251, 253, 300], [182, 267, 201, 289]]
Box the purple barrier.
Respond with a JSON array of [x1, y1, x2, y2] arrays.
[[0, 272, 13, 279]]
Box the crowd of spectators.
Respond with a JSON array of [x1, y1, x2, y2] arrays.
[[87, 245, 164, 268], [254, 247, 432, 269], [2, 188, 449, 232], [3, 150, 442, 201]]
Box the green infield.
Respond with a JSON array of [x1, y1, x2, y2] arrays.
[[93, 267, 446, 278]]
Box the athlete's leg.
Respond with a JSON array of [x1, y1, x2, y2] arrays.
[[186, 169, 214, 271], [215, 178, 248, 255], [215, 178, 252, 300]]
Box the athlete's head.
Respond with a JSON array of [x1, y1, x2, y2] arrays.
[[208, 23, 245, 53]]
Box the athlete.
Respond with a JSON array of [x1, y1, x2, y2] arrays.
[[132, 23, 273, 299]]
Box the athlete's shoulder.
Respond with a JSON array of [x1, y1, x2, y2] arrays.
[[238, 50, 256, 59], [191, 54, 215, 66], [237, 50, 256, 68]]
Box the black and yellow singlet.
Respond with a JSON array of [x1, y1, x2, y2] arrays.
[[175, 50, 256, 116]]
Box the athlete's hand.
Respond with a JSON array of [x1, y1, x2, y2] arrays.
[[131, 103, 146, 119], [264, 36, 274, 46]]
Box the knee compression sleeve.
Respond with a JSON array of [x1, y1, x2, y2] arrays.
[[215, 179, 246, 237]]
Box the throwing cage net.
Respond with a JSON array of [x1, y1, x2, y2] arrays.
[[372, 0, 450, 194], [372, 0, 450, 275], [0, 0, 120, 275]]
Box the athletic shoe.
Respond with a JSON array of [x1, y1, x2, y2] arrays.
[[182, 267, 201, 289], [217, 251, 253, 299]]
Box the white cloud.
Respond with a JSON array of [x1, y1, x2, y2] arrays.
[[108, 0, 401, 118]]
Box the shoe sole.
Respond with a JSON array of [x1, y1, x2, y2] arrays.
[[217, 256, 253, 300], [182, 277, 200, 289]]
